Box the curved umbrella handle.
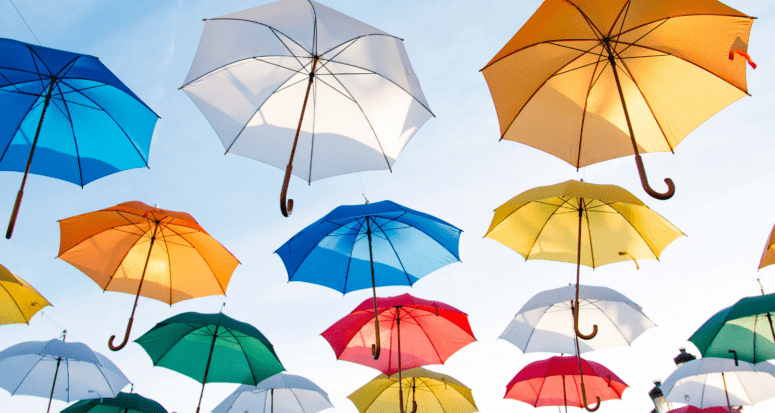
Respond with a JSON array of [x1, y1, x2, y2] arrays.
[[109, 316, 134, 351], [635, 155, 675, 200], [280, 164, 294, 217], [372, 317, 381, 359], [574, 300, 598, 340], [410, 400, 418, 413]]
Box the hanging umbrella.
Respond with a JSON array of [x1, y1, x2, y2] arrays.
[[61, 392, 167, 413], [57, 201, 240, 351], [181, 0, 433, 216], [667, 407, 741, 413], [212, 372, 332, 413], [0, 262, 51, 325], [322, 294, 475, 413], [481, 0, 755, 200], [0, 336, 130, 413], [277, 200, 461, 359], [688, 284, 775, 364], [661, 357, 775, 412], [500, 284, 655, 355], [504, 355, 627, 412], [135, 312, 285, 413], [0, 38, 158, 238], [348, 367, 477, 413], [759, 224, 775, 269]]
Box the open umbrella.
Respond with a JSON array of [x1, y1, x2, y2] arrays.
[[0, 336, 130, 413], [481, 0, 755, 200], [61, 392, 167, 413], [181, 0, 433, 216], [348, 367, 477, 413], [0, 262, 50, 326], [759, 224, 775, 270], [212, 372, 332, 413], [277, 200, 461, 359], [0, 38, 158, 238], [500, 284, 655, 355], [505, 355, 627, 412], [135, 312, 285, 413], [58, 201, 240, 351], [667, 407, 741, 413], [322, 294, 475, 413]]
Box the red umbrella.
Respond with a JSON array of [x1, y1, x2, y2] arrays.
[[505, 356, 627, 412], [322, 293, 476, 413], [668, 408, 741, 413]]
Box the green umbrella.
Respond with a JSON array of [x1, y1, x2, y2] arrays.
[[689, 285, 775, 365], [135, 312, 285, 413], [61, 392, 167, 413]]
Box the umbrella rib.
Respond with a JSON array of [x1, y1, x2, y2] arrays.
[[319, 33, 405, 57], [613, 19, 669, 57], [387, 308, 396, 375], [339, 219, 361, 294], [317, 38, 359, 73], [2, 280, 32, 323], [404, 308, 446, 364], [231, 330, 262, 384], [9, 354, 46, 395], [575, 46, 606, 168], [308, 74, 316, 184], [583, 201, 596, 268], [0, 89, 45, 164], [102, 215, 154, 292], [614, 13, 755, 40], [303, 0, 318, 56], [520, 306, 558, 353], [153, 325, 202, 366], [525, 198, 573, 259], [372, 218, 413, 286], [55, 81, 85, 187], [155, 228, 176, 304], [93, 359, 118, 398], [253, 56, 310, 73], [564, 0, 605, 40], [606, 0, 631, 39], [315, 66, 357, 102], [65, 358, 70, 402], [481, 38, 602, 71], [588, 300, 631, 344], [609, 205, 661, 260]]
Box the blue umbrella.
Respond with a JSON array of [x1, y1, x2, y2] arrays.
[[276, 200, 462, 358], [0, 38, 158, 238]]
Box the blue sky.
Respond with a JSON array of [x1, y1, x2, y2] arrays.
[[1, 0, 774, 412]]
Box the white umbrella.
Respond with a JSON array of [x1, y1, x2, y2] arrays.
[[500, 284, 655, 354], [661, 357, 775, 411], [212, 372, 332, 413], [0, 337, 130, 412], [181, 0, 433, 217]]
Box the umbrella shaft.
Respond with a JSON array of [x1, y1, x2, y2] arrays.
[[47, 357, 62, 413], [196, 324, 220, 413], [722, 372, 733, 413], [397, 308, 404, 413]]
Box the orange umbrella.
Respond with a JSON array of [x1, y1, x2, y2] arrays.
[[57, 201, 239, 351], [759, 224, 775, 270]]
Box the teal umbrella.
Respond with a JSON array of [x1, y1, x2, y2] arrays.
[[135, 312, 285, 413], [61, 392, 167, 413], [689, 284, 775, 364]]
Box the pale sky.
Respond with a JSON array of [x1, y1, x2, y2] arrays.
[[0, 0, 774, 412]]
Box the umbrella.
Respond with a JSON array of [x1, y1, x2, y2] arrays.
[[0, 336, 130, 413], [481, 0, 755, 200], [667, 407, 741, 413], [212, 372, 332, 413], [759, 224, 775, 269], [181, 0, 433, 216], [500, 284, 655, 355], [485, 180, 682, 342], [322, 294, 475, 413], [688, 286, 775, 364], [661, 357, 775, 412], [505, 355, 627, 412], [0, 38, 158, 238], [57, 201, 240, 351], [61, 392, 167, 413], [276, 200, 461, 359], [0, 262, 51, 325], [135, 312, 285, 413], [348, 367, 477, 413]]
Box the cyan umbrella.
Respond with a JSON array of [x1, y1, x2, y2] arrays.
[[0, 38, 158, 238], [275, 200, 462, 359], [61, 392, 167, 413]]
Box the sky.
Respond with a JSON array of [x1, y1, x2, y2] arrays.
[[0, 0, 774, 412]]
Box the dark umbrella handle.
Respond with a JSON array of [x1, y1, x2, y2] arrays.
[[574, 300, 598, 340], [280, 164, 294, 217], [372, 317, 381, 359], [109, 316, 134, 351], [635, 145, 675, 200], [6, 190, 24, 239]]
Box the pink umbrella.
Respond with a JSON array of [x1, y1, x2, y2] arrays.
[[668, 407, 741, 413]]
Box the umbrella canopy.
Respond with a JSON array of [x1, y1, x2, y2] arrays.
[[0, 262, 50, 325], [661, 357, 775, 410], [0, 338, 130, 412], [481, 0, 755, 199], [135, 312, 285, 413], [500, 284, 655, 355], [348, 367, 477, 413], [212, 372, 332, 413], [689, 292, 775, 364], [181, 0, 433, 216], [61, 392, 167, 413], [0, 38, 158, 238], [667, 407, 741, 413], [505, 356, 627, 409], [759, 224, 775, 270], [58, 201, 240, 351], [277, 200, 461, 358]]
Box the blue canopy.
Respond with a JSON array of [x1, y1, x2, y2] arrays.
[[0, 38, 158, 186], [276, 200, 462, 293]]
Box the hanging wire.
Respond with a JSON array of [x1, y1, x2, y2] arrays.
[[40, 309, 80, 342], [357, 173, 369, 204], [128, 171, 153, 205], [9, 0, 42, 45]]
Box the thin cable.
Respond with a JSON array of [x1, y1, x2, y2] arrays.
[[357, 173, 368, 203], [9, 0, 42, 46], [40, 310, 80, 342], [127, 171, 153, 205]]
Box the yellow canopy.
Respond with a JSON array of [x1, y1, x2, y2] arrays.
[[485, 180, 684, 268], [759, 224, 775, 270], [348, 367, 477, 413], [0, 263, 50, 325]]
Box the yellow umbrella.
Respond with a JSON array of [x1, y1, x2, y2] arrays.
[[0, 263, 50, 325], [481, 0, 755, 200], [348, 367, 477, 413], [57, 201, 239, 351], [759, 224, 775, 270]]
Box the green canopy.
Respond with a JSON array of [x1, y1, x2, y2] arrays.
[[61, 393, 166, 413], [689, 293, 775, 364]]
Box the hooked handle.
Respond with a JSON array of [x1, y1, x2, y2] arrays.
[[729, 350, 739, 366], [618, 251, 639, 270], [280, 164, 294, 217], [372, 316, 381, 359], [635, 155, 675, 200], [574, 300, 598, 340], [108, 316, 134, 351]]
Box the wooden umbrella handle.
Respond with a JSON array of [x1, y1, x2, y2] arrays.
[[109, 316, 135, 351], [635, 154, 675, 200]]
